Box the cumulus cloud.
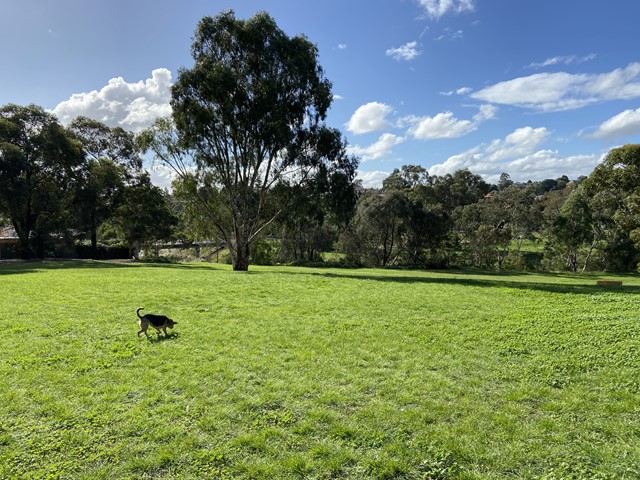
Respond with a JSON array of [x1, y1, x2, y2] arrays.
[[428, 126, 601, 182], [484, 127, 550, 162], [473, 104, 498, 122], [386, 41, 421, 61], [356, 170, 391, 189], [399, 104, 495, 141], [149, 164, 178, 191], [405, 111, 475, 140], [52, 68, 173, 131], [347, 133, 405, 161], [417, 0, 476, 19], [590, 107, 640, 140], [345, 102, 394, 134], [471, 62, 640, 112]]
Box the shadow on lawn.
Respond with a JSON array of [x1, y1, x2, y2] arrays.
[[0, 259, 222, 275], [144, 332, 181, 342], [2, 259, 639, 296], [302, 270, 640, 296]]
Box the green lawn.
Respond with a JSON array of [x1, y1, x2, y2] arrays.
[[1, 261, 639, 479]]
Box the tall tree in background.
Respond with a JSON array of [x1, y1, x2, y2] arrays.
[[0, 104, 84, 258], [582, 144, 640, 270], [69, 117, 142, 258], [167, 10, 354, 270], [546, 187, 593, 272]]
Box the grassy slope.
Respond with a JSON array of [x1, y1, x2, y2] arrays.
[[0, 262, 639, 479]]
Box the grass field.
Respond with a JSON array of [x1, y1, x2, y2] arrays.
[[1, 261, 639, 479]]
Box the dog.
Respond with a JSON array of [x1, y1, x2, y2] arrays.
[[136, 308, 177, 338]]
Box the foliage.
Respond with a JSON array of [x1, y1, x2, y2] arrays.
[[345, 190, 409, 267], [165, 10, 358, 270], [69, 116, 143, 257], [582, 144, 640, 269], [0, 104, 84, 258], [1, 262, 639, 478], [105, 174, 178, 258]]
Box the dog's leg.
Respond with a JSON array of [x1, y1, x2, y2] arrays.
[[137, 326, 148, 337]]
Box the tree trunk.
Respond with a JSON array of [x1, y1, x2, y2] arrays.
[[90, 209, 98, 259], [233, 240, 250, 271], [13, 220, 32, 260]]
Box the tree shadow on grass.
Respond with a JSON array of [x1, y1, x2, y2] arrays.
[[299, 270, 640, 296], [0, 259, 227, 275], [3, 259, 639, 296]]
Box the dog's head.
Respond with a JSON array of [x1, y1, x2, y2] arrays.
[[168, 319, 177, 329]]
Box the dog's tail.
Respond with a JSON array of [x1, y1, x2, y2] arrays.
[[136, 307, 144, 319]]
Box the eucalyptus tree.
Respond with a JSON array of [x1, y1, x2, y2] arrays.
[[546, 187, 593, 272], [581, 144, 640, 270], [107, 174, 178, 259], [381, 166, 447, 266], [69, 116, 142, 258], [345, 190, 410, 267], [161, 10, 356, 270], [0, 104, 84, 258], [270, 162, 359, 263]]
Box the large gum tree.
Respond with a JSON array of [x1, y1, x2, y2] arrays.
[[167, 10, 351, 271]]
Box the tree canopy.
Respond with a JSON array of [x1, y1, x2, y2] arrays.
[[0, 104, 84, 258], [156, 10, 358, 270]]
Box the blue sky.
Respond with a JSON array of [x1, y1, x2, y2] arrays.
[[2, 0, 640, 188]]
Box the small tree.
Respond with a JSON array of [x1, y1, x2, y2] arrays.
[[546, 187, 593, 272], [346, 190, 410, 267], [107, 174, 178, 259]]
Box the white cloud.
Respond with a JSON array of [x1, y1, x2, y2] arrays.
[[435, 28, 464, 41], [338, 44, 347, 50], [52, 68, 173, 131], [526, 53, 597, 69], [356, 170, 390, 189], [440, 86, 472, 96], [428, 126, 601, 182], [406, 111, 476, 139], [471, 62, 640, 112], [345, 102, 393, 134], [473, 104, 498, 122], [417, 0, 476, 19], [590, 107, 640, 140], [485, 127, 550, 162], [347, 133, 405, 161], [148, 163, 177, 191], [386, 41, 421, 61]]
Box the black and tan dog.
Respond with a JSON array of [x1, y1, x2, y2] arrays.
[[136, 308, 177, 338]]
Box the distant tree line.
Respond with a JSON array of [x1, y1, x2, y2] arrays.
[[333, 149, 640, 273], [1, 101, 640, 271]]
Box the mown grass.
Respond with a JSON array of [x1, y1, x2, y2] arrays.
[[1, 261, 639, 479]]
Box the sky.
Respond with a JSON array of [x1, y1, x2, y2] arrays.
[[2, 0, 640, 189]]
